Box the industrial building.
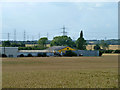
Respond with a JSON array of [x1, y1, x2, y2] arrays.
[[18, 50, 54, 57], [0, 46, 100, 57], [0, 47, 18, 57]]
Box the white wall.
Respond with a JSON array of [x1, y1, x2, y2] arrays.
[[74, 50, 99, 56], [0, 47, 18, 57]]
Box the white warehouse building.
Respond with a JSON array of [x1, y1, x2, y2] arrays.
[[0, 47, 18, 57]]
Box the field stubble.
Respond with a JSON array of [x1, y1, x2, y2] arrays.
[[2, 55, 118, 88]]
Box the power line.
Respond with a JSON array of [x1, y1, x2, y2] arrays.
[[38, 33, 40, 39], [47, 32, 49, 39], [27, 35, 29, 41], [61, 25, 67, 36], [23, 30, 26, 41], [14, 29, 16, 41], [32, 36, 34, 41], [8, 33, 10, 41]]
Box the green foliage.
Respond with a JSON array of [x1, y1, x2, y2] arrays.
[[18, 46, 47, 50], [94, 44, 101, 50], [2, 41, 25, 47], [64, 50, 77, 56], [104, 50, 114, 53], [38, 37, 48, 48], [99, 51, 103, 56], [27, 54, 33, 57], [2, 41, 11, 47], [11, 43, 25, 47], [19, 54, 24, 57], [76, 31, 87, 50], [100, 40, 109, 50], [114, 50, 120, 53], [37, 53, 46, 57], [2, 54, 7, 57], [80, 31, 83, 38], [50, 36, 76, 47], [99, 50, 114, 54]]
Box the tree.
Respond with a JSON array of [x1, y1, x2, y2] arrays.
[[94, 44, 101, 50], [100, 40, 109, 50], [38, 37, 48, 48], [50, 36, 76, 47], [2, 41, 11, 47], [76, 31, 87, 50]]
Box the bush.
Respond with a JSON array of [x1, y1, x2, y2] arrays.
[[19, 54, 24, 57], [42, 53, 47, 57], [64, 50, 77, 56], [104, 50, 114, 53], [2, 54, 7, 57], [114, 50, 120, 53], [54, 52, 61, 56], [37, 53, 43, 57], [37, 53, 46, 57], [99, 51, 103, 56], [27, 53, 33, 57]]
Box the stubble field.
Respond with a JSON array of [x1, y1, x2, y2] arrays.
[[2, 54, 118, 88]]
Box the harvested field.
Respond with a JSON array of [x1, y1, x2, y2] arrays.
[[2, 55, 118, 88]]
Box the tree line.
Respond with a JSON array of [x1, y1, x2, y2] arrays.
[[2, 30, 120, 53]]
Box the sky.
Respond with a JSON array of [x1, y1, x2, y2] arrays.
[[1, 2, 118, 41]]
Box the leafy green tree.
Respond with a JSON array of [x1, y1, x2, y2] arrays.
[[2, 41, 11, 47], [94, 44, 101, 50], [100, 40, 109, 50], [76, 31, 87, 50], [50, 36, 76, 47], [38, 37, 48, 48]]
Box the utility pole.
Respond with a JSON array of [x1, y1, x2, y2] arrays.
[[23, 30, 26, 41], [47, 32, 49, 39], [27, 35, 29, 41], [14, 29, 16, 41], [38, 33, 40, 39], [105, 37, 107, 41], [8, 33, 10, 41], [32, 36, 34, 41], [61, 25, 67, 36], [32, 36, 35, 46]]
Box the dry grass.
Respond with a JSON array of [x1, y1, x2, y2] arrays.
[[2, 55, 118, 88]]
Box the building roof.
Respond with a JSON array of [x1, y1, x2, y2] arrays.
[[0, 47, 18, 49], [19, 50, 49, 53], [46, 46, 68, 51]]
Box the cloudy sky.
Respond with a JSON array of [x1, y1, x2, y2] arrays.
[[1, 2, 118, 41]]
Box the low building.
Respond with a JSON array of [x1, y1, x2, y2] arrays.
[[47, 46, 76, 54], [0, 47, 18, 57], [74, 50, 99, 56], [18, 50, 54, 57]]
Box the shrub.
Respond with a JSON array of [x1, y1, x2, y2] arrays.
[[64, 50, 77, 56], [99, 51, 103, 56], [37, 53, 43, 57], [37, 53, 46, 57], [104, 50, 114, 53], [42, 53, 47, 57], [19, 54, 24, 57], [114, 50, 120, 53], [27, 53, 33, 57], [54, 52, 61, 56], [2, 54, 7, 57]]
